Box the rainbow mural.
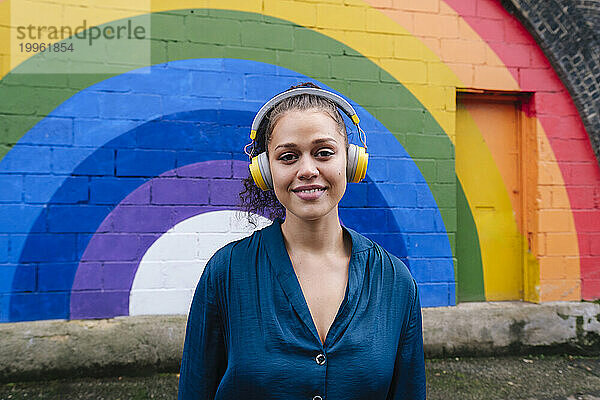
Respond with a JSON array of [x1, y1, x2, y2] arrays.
[[0, 0, 598, 322]]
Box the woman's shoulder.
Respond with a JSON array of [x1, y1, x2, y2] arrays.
[[375, 243, 413, 281]]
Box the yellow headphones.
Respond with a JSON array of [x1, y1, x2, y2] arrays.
[[245, 87, 369, 191]]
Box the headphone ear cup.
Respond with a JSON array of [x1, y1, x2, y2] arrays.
[[347, 144, 368, 183], [346, 144, 359, 183], [257, 152, 273, 190], [249, 152, 274, 191]]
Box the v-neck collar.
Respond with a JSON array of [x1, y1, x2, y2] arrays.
[[262, 218, 371, 349]]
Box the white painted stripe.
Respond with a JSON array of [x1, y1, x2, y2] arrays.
[[129, 210, 271, 316]]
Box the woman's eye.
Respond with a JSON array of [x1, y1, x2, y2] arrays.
[[279, 153, 296, 162], [316, 149, 334, 157]]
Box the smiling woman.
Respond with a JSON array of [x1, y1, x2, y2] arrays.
[[178, 84, 426, 400], [270, 110, 347, 223]]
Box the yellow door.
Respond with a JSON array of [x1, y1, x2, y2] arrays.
[[456, 94, 525, 301]]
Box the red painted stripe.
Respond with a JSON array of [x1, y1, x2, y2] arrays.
[[445, 0, 600, 299]]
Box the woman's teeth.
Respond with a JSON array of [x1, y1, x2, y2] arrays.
[[298, 188, 324, 193]]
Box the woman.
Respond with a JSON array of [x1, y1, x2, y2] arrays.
[[178, 83, 426, 399]]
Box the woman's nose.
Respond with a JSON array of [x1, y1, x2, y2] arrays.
[[297, 156, 318, 180]]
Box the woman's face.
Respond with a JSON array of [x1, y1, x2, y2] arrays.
[[268, 109, 347, 222]]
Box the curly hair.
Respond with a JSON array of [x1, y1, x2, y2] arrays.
[[238, 82, 349, 226]]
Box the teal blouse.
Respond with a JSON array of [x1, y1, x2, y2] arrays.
[[179, 219, 425, 399]]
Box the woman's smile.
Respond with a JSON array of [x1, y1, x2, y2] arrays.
[[292, 185, 327, 200]]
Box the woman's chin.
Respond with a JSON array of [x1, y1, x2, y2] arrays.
[[285, 204, 337, 222]]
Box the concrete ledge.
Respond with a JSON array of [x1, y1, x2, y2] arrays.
[[1, 302, 599, 382], [423, 302, 600, 358], [0, 315, 186, 382]]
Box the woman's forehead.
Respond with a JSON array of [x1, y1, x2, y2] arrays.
[[269, 110, 345, 144]]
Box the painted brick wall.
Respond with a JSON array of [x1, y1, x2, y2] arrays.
[[0, 0, 599, 323]]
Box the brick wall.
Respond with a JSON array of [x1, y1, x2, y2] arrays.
[[0, 0, 598, 322]]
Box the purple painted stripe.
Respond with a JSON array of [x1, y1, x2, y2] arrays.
[[70, 291, 129, 319], [70, 159, 247, 319]]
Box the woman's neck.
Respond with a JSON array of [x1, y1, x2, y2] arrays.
[[280, 210, 349, 256]]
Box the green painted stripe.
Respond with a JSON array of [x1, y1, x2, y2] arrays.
[[0, 9, 460, 251], [456, 177, 485, 301]]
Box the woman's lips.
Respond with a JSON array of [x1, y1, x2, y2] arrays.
[[292, 187, 326, 201]]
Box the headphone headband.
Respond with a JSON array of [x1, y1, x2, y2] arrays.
[[249, 87, 360, 140]]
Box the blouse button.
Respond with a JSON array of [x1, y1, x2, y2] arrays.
[[315, 353, 326, 365], [312, 396, 323, 400]]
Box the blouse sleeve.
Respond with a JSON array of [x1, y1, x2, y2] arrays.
[[387, 280, 426, 400], [178, 259, 227, 400]]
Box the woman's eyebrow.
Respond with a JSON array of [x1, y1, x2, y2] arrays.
[[273, 143, 297, 151], [312, 138, 337, 145], [274, 138, 337, 151]]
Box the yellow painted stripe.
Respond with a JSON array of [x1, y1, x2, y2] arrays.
[[0, 1, 11, 77]]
